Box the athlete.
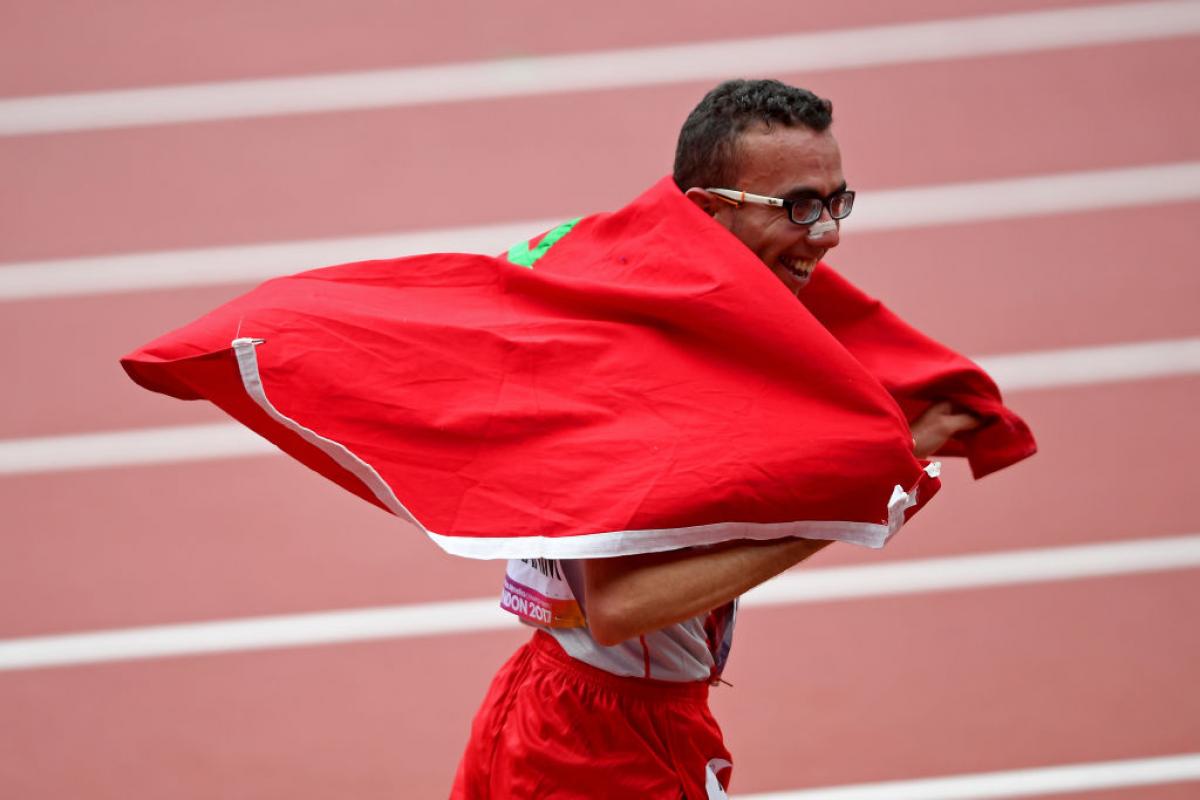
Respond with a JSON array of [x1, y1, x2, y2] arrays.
[[451, 79, 981, 799]]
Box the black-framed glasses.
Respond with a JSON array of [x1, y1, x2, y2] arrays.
[[706, 187, 855, 225]]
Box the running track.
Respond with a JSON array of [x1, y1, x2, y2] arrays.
[[2, 2, 1198, 797]]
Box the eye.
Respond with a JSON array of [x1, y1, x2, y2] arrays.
[[830, 192, 855, 219], [790, 199, 823, 225]]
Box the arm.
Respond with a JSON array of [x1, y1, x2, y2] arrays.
[[582, 400, 980, 645], [582, 536, 830, 645]]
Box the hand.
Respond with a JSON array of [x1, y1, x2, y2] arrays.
[[910, 401, 981, 459]]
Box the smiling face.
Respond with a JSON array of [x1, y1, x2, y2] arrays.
[[688, 124, 846, 295]]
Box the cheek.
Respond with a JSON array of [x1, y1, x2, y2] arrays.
[[741, 218, 783, 255], [730, 214, 795, 262], [760, 224, 801, 257]]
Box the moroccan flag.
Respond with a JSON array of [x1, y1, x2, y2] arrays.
[[798, 267, 1036, 478], [121, 178, 1032, 559]]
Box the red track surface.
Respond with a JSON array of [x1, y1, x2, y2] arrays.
[[5, 39, 1198, 262], [0, 0, 1124, 96], [2, 1, 1198, 797]]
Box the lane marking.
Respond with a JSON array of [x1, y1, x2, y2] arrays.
[[2, 2, 1198, 135], [978, 337, 1200, 392], [0, 217, 562, 302], [853, 162, 1200, 230], [1, 534, 1197, 671], [0, 596, 503, 673], [739, 753, 1200, 800], [2, 161, 1198, 301], [742, 533, 1200, 606], [0, 422, 277, 475], [2, 336, 1196, 477]]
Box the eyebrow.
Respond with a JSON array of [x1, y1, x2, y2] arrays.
[[782, 181, 848, 201]]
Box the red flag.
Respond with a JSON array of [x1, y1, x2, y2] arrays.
[[122, 178, 1029, 559], [799, 267, 1037, 478]]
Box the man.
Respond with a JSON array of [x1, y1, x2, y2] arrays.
[[452, 79, 980, 799]]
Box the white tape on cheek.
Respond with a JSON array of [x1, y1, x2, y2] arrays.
[[806, 220, 838, 241]]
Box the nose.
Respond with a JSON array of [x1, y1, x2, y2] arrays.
[[806, 214, 840, 247]]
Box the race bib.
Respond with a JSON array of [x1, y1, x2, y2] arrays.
[[500, 558, 586, 628]]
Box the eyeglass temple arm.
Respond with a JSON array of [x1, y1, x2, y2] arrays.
[[707, 188, 786, 208], [707, 189, 745, 207]]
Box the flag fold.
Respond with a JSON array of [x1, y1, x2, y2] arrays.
[[122, 177, 1033, 559]]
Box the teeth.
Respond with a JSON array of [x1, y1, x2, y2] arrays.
[[780, 256, 817, 279]]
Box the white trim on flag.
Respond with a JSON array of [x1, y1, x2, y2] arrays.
[[230, 337, 430, 535], [230, 338, 929, 559], [424, 513, 902, 561]]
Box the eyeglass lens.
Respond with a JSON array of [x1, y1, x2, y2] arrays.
[[791, 192, 854, 225]]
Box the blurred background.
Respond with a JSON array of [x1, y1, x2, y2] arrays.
[[2, 1, 1198, 797]]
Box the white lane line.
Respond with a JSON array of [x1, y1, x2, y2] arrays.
[[854, 162, 1200, 231], [977, 338, 1200, 391], [0, 422, 276, 475], [0, 217, 562, 302], [1, 534, 1197, 671], [742, 534, 1200, 606], [3, 161, 1198, 302], [0, 596, 505, 673], [738, 753, 1200, 800], [2, 2, 1198, 136], [1, 336, 1196, 477]]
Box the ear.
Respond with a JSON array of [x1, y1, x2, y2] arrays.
[[684, 187, 722, 217]]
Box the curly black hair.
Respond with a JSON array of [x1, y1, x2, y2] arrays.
[[672, 79, 833, 191]]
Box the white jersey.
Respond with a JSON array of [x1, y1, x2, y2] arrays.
[[501, 557, 736, 683]]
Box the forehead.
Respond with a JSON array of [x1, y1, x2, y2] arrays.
[[731, 124, 844, 195]]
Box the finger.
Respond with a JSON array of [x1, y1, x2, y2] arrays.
[[942, 413, 982, 433], [925, 400, 954, 415]]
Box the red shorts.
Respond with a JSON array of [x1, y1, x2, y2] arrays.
[[452, 630, 733, 799]]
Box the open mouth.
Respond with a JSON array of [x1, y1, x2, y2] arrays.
[[779, 255, 817, 283]]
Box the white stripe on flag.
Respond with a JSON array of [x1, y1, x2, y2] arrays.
[[737, 753, 1200, 800], [2, 161, 1198, 301], [1, 534, 1197, 671], [2, 337, 1195, 476], [2, 1, 1198, 135]]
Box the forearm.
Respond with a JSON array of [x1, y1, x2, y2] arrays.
[[583, 537, 831, 645], [580, 395, 962, 646]]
